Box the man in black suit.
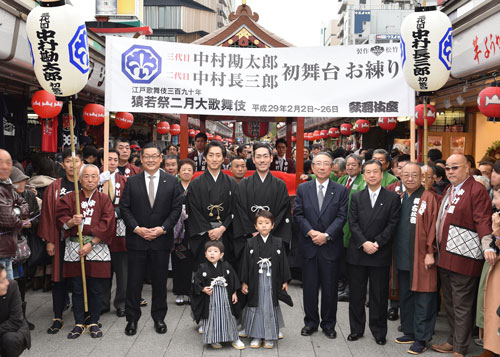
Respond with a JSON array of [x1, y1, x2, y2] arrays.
[[346, 159, 401, 345], [294, 152, 349, 339], [120, 143, 183, 336], [0, 264, 30, 356]]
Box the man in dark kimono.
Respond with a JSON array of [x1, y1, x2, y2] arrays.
[[188, 132, 207, 172], [115, 139, 142, 178], [187, 141, 237, 267], [99, 149, 129, 317], [431, 154, 493, 357], [271, 139, 295, 174], [56, 164, 116, 339], [38, 149, 82, 335], [394, 163, 439, 354], [234, 142, 292, 262]]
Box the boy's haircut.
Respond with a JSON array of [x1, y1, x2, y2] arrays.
[[205, 240, 224, 252], [254, 209, 275, 225]]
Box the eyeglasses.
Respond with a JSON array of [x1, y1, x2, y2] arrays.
[[445, 164, 465, 172], [142, 155, 160, 161], [313, 161, 332, 167]]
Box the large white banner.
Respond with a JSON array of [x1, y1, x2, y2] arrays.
[[105, 36, 415, 117]]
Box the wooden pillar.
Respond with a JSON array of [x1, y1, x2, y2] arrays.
[[296, 117, 305, 188], [180, 114, 188, 159], [286, 117, 292, 160], [232, 123, 236, 142], [200, 115, 206, 133]]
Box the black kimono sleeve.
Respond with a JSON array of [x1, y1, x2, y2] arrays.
[[190, 264, 209, 324]]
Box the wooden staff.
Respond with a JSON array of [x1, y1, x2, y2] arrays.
[[102, 111, 110, 195], [68, 99, 88, 312], [410, 116, 416, 162], [423, 98, 429, 190]]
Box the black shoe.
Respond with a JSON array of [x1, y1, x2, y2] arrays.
[[338, 281, 346, 292], [154, 320, 167, 334], [116, 308, 125, 318], [125, 321, 137, 336], [388, 307, 398, 321], [140, 298, 148, 307], [300, 326, 317, 336], [323, 329, 337, 339], [375, 337, 387, 345], [347, 333, 363, 341], [338, 290, 350, 302], [28, 321, 35, 330]]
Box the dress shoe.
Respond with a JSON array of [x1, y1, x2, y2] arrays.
[[338, 290, 350, 302], [338, 281, 346, 292], [125, 321, 137, 336], [154, 320, 167, 334], [116, 308, 125, 317], [376, 337, 387, 345], [431, 342, 453, 353], [300, 326, 317, 336], [388, 307, 399, 321], [347, 333, 363, 341], [473, 350, 495, 357], [140, 298, 148, 307], [323, 329, 337, 339]]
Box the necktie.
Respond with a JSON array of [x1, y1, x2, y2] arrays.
[[438, 187, 455, 243], [371, 192, 377, 208], [148, 175, 155, 208], [346, 177, 353, 189], [318, 184, 324, 211]]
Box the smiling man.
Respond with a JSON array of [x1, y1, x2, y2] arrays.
[[186, 141, 237, 266]]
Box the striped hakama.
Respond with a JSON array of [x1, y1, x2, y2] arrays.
[[202, 277, 239, 344]]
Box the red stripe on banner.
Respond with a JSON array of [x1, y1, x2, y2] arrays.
[[192, 170, 300, 196]]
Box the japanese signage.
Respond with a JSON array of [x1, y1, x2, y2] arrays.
[[452, 12, 500, 77], [105, 37, 415, 117]]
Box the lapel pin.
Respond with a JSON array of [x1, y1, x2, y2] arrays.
[[380, 203, 384, 205]]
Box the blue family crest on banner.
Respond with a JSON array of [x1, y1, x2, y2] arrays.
[[68, 24, 90, 74], [400, 37, 406, 67], [121, 45, 162, 84], [438, 27, 453, 70], [28, 38, 34, 66]]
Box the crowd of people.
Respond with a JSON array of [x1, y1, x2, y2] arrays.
[[0, 132, 499, 357]]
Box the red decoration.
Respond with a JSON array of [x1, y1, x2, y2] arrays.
[[83, 103, 105, 126], [170, 123, 181, 136], [415, 104, 437, 126], [291, 136, 296, 142], [477, 85, 500, 118], [115, 112, 134, 129], [378, 117, 398, 131], [214, 135, 222, 141], [313, 130, 321, 140], [355, 119, 370, 134], [308, 133, 315, 141], [189, 129, 196, 137], [242, 122, 269, 138], [320, 129, 329, 139], [195, 130, 200, 135], [328, 127, 340, 138], [340, 123, 353, 136], [31, 90, 63, 118], [207, 133, 214, 140], [157, 121, 170, 134]]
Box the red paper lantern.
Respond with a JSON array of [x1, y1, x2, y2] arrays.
[[115, 112, 134, 129], [340, 123, 353, 136], [195, 130, 200, 135], [214, 135, 222, 142], [415, 104, 437, 127], [157, 121, 170, 134], [207, 133, 214, 140], [378, 117, 398, 131], [477, 85, 500, 119], [31, 90, 63, 118], [170, 123, 181, 136], [83, 103, 105, 126], [313, 130, 321, 141], [189, 129, 196, 137], [355, 119, 370, 134], [291, 136, 296, 142], [308, 133, 315, 141], [242, 122, 269, 138], [320, 129, 329, 139], [328, 127, 340, 138]]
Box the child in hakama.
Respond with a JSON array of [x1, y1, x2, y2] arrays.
[[241, 210, 292, 349], [191, 240, 245, 350]]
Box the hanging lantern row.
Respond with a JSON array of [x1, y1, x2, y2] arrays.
[[329, 127, 340, 138], [477, 84, 500, 120], [415, 104, 437, 126], [378, 117, 398, 131], [31, 90, 63, 118], [115, 112, 134, 129], [83, 103, 105, 126], [355, 119, 370, 134], [340, 123, 353, 136], [157, 121, 170, 134]]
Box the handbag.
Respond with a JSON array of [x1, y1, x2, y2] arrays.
[[445, 224, 483, 260], [13, 235, 31, 265], [27, 233, 49, 268]]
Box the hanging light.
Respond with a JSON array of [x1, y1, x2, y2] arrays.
[[340, 123, 353, 136], [157, 121, 170, 135], [83, 103, 104, 126], [415, 104, 437, 126], [354, 119, 370, 134], [115, 112, 134, 129], [31, 90, 63, 118], [477, 84, 500, 121], [378, 117, 398, 131], [328, 127, 340, 138], [170, 123, 181, 136]]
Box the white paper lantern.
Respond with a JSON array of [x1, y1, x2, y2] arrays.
[[26, 1, 90, 97], [400, 8, 452, 93]]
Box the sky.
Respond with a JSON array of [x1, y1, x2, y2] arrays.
[[70, 0, 339, 47]]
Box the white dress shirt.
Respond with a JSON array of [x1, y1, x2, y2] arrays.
[[258, 172, 269, 183], [368, 186, 382, 208], [316, 179, 329, 196], [261, 234, 270, 243], [144, 170, 160, 199]]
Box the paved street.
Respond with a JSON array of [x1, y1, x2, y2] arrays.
[[22, 280, 482, 357]]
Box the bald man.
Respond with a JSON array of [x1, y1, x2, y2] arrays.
[[0, 149, 29, 280], [432, 154, 493, 357]]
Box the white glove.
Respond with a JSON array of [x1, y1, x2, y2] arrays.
[[99, 171, 111, 185]]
